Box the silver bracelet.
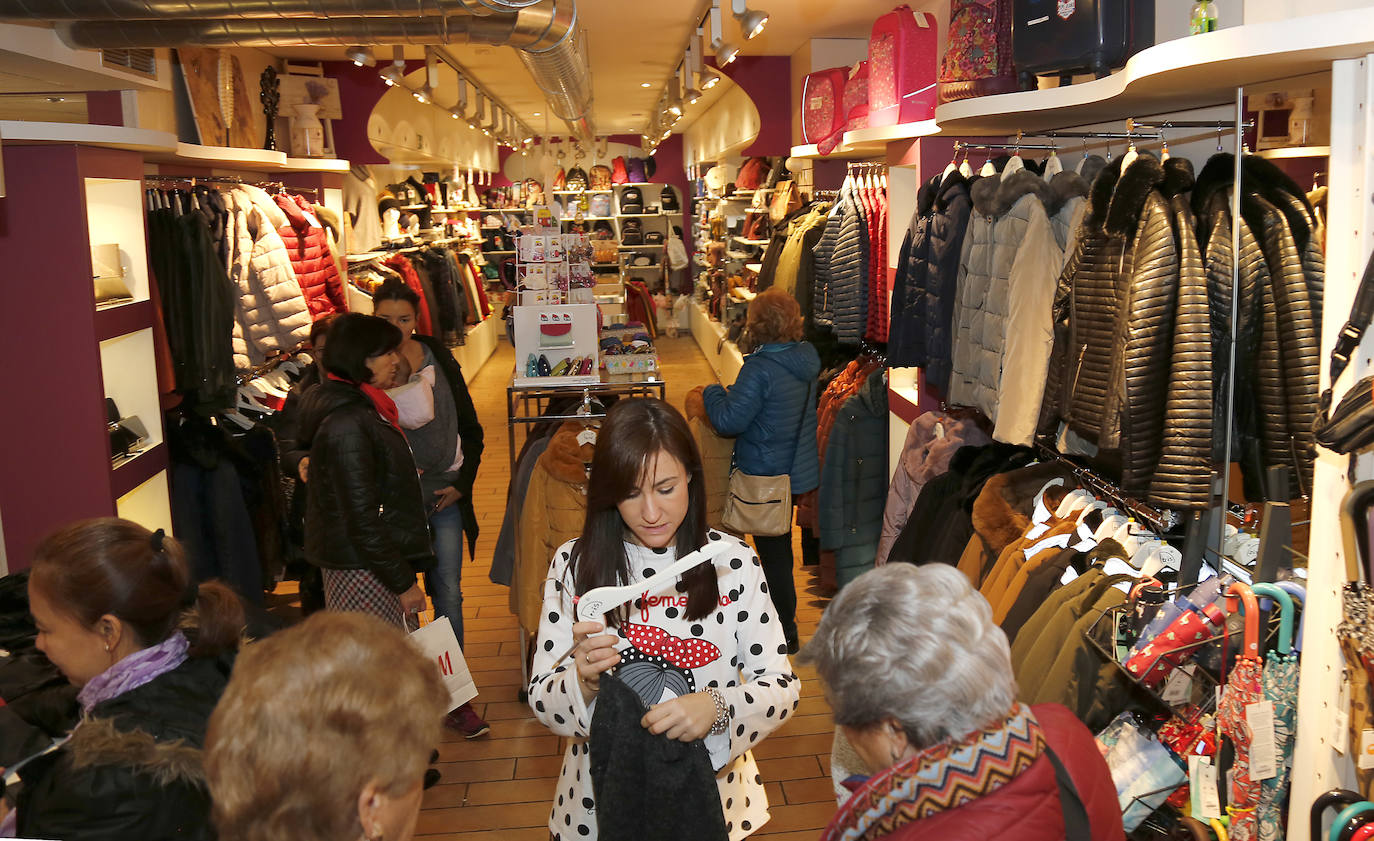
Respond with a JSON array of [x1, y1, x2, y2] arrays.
[[706, 688, 729, 736]]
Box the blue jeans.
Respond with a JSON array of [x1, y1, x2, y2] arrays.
[[426, 503, 464, 647]]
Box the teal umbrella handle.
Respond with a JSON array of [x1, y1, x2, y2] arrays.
[[1274, 580, 1306, 651], [1253, 583, 1294, 654], [1330, 802, 1374, 841]]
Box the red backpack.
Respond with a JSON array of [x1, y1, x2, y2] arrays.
[[736, 157, 771, 191], [868, 5, 939, 126], [939, 0, 1018, 103], [844, 61, 870, 131], [801, 67, 850, 147]]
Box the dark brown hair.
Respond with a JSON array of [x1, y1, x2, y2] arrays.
[[746, 288, 804, 345], [308, 312, 339, 348], [570, 398, 718, 626], [31, 517, 245, 658], [322, 313, 403, 384]]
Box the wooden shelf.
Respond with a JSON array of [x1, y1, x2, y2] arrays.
[[94, 300, 155, 342], [790, 9, 1374, 157], [111, 443, 168, 499], [1255, 145, 1331, 159]]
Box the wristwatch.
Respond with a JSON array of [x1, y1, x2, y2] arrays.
[[706, 687, 729, 736]]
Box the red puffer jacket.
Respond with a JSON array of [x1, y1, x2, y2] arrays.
[[828, 704, 1125, 841], [275, 194, 347, 319]]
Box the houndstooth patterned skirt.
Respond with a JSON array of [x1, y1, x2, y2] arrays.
[[322, 568, 406, 629]]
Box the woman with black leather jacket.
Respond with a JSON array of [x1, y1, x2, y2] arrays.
[[294, 313, 435, 625]]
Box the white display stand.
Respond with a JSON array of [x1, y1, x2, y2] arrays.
[[687, 299, 743, 386], [512, 304, 600, 387]]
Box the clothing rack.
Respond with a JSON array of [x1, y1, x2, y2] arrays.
[[144, 174, 242, 185], [845, 161, 887, 171], [1034, 442, 1181, 532], [236, 342, 309, 384]]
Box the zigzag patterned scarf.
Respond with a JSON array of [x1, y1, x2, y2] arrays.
[[822, 704, 1046, 841]]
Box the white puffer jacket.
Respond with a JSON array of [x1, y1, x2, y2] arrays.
[[948, 163, 1064, 446], [226, 185, 312, 369]]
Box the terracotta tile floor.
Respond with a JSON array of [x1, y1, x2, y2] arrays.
[[282, 332, 840, 839]]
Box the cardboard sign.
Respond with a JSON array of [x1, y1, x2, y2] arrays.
[[409, 616, 478, 712]]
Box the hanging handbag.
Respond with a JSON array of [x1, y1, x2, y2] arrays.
[[769, 181, 801, 224], [1316, 246, 1374, 454], [722, 373, 813, 537]]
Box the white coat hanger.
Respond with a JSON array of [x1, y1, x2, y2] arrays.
[[220, 410, 255, 430], [1093, 512, 1129, 544], [1043, 147, 1063, 181], [978, 153, 996, 177], [1074, 499, 1109, 525], [1055, 488, 1096, 519], [1075, 140, 1088, 175], [1002, 134, 1024, 182], [943, 148, 959, 179]]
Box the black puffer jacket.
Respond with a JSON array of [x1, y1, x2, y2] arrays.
[[296, 380, 435, 592], [16, 654, 231, 841], [887, 170, 973, 390], [1193, 155, 1321, 498], [1150, 158, 1214, 508], [1040, 154, 1181, 501]]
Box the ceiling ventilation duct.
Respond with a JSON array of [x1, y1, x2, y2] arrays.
[[0, 0, 593, 139]]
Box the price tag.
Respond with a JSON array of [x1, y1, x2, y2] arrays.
[[1161, 666, 1194, 705], [1335, 681, 1351, 755], [1191, 755, 1222, 819], [1359, 728, 1374, 770], [1158, 544, 1183, 570], [1246, 700, 1277, 781]]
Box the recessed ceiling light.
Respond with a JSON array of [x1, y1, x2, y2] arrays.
[[640, 82, 652, 88], [532, 112, 542, 116]]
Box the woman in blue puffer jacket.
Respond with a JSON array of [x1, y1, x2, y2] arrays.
[[702, 289, 820, 653]]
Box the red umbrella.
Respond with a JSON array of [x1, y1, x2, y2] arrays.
[[1216, 582, 1263, 841]]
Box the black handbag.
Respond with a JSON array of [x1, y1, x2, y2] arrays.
[[1316, 246, 1374, 453]]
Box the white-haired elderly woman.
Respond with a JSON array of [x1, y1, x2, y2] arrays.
[[801, 564, 1124, 841]]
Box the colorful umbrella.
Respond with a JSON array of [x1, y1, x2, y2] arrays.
[[1216, 582, 1263, 841], [1310, 789, 1364, 841], [1252, 583, 1298, 841]]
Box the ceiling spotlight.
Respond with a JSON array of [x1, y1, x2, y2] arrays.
[[666, 78, 683, 116], [346, 46, 375, 68], [680, 61, 701, 105], [732, 0, 769, 40], [640, 82, 652, 88], [449, 110, 461, 120], [701, 67, 723, 90], [708, 4, 741, 66], [413, 84, 432, 104], [379, 65, 403, 87]]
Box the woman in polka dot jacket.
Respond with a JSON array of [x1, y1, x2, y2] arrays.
[[528, 398, 801, 841]]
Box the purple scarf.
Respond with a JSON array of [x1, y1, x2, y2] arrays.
[[77, 632, 190, 714]]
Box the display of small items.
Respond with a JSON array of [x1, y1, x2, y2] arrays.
[[599, 322, 659, 381], [512, 303, 601, 387], [515, 206, 595, 306]]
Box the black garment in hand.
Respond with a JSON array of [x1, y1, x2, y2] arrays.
[[589, 674, 728, 841]]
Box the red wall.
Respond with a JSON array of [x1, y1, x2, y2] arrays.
[[326, 59, 422, 166], [713, 56, 793, 157], [0, 146, 126, 569]]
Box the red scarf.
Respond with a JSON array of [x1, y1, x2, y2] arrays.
[[327, 373, 404, 436]]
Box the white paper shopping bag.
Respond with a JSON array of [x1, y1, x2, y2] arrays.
[[408, 616, 478, 711]]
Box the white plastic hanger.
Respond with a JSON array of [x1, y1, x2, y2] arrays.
[[978, 153, 997, 177], [549, 541, 738, 670], [1120, 138, 1139, 173], [1093, 512, 1129, 544], [1055, 489, 1096, 519], [1074, 499, 1109, 525]]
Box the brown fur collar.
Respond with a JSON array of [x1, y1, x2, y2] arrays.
[[683, 388, 722, 435], [68, 716, 205, 787], [1087, 153, 1166, 238], [539, 422, 595, 486], [970, 462, 1077, 552], [971, 170, 1057, 218]]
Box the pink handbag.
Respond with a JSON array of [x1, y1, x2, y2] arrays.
[[801, 67, 850, 146], [868, 5, 939, 127], [844, 61, 870, 132]]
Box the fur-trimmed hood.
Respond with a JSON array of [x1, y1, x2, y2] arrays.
[[1047, 171, 1091, 216], [918, 169, 970, 217], [972, 170, 1058, 218], [1191, 152, 1315, 247], [1086, 152, 1167, 237], [67, 715, 205, 787], [539, 422, 595, 486]]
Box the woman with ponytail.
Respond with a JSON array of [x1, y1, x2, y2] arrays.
[[13, 516, 245, 841]]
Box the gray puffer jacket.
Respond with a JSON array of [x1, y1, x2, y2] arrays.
[[828, 184, 870, 344], [948, 164, 1066, 446]]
